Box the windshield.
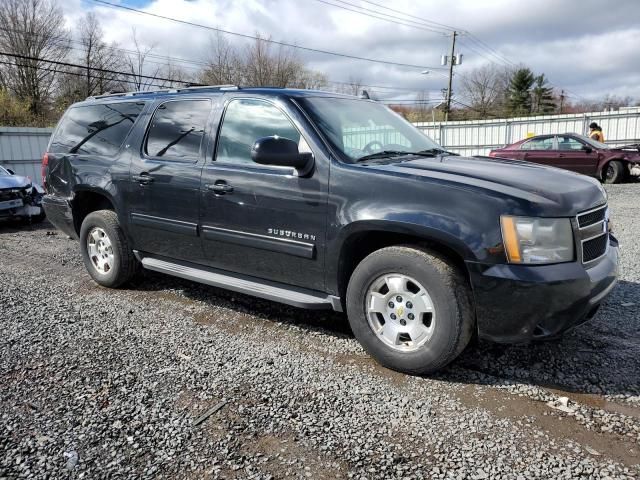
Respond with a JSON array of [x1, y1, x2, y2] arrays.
[[298, 97, 442, 162], [575, 133, 609, 149]]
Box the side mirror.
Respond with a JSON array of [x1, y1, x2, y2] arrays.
[[251, 136, 313, 175], [6, 168, 15, 175], [582, 146, 593, 153]]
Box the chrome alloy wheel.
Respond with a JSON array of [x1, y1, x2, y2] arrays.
[[365, 274, 436, 352], [86, 227, 114, 275]]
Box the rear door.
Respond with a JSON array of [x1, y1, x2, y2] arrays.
[[555, 135, 599, 175], [518, 136, 557, 166], [127, 97, 213, 262]]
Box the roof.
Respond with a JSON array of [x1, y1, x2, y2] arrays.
[[79, 85, 356, 105]]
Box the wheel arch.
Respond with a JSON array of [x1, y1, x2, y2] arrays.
[[332, 221, 473, 302], [71, 187, 119, 235]]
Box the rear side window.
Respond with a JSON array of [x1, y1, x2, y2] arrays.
[[145, 99, 211, 161], [521, 137, 554, 150], [50, 102, 144, 155]]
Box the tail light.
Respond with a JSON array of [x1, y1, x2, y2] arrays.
[[41, 152, 49, 190], [488, 151, 497, 158]]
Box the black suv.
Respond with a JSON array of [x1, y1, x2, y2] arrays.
[[42, 85, 619, 374]]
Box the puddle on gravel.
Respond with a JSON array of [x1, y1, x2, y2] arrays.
[[544, 387, 640, 420], [454, 384, 640, 468]]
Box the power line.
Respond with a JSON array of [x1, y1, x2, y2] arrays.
[[359, 0, 462, 32], [327, 1, 583, 101], [90, 0, 446, 71], [0, 51, 190, 85], [310, 0, 450, 35], [0, 59, 170, 90], [2, 26, 444, 99]]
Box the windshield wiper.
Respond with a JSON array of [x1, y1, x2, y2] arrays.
[[414, 148, 458, 156], [355, 150, 415, 162]]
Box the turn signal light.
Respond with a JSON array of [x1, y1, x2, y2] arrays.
[[500, 216, 522, 262], [41, 152, 49, 189]]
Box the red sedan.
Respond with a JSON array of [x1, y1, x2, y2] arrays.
[[489, 133, 640, 183]]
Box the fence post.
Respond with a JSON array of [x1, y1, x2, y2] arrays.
[[439, 123, 444, 147], [504, 118, 510, 146], [583, 113, 589, 136]]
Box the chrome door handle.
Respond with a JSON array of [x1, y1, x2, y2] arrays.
[[133, 173, 154, 185], [207, 182, 234, 194]]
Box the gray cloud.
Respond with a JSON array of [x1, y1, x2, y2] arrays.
[[61, 0, 640, 102]]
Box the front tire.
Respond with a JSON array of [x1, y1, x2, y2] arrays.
[[346, 246, 474, 375], [603, 160, 626, 184], [80, 210, 139, 288]]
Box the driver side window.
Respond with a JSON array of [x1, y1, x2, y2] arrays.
[[216, 98, 301, 165]]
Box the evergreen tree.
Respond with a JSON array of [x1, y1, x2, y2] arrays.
[[507, 68, 535, 116], [531, 74, 555, 114]]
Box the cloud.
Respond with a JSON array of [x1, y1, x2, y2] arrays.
[[61, 0, 640, 101]]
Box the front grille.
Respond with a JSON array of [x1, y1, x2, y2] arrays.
[[0, 189, 22, 201], [577, 204, 609, 264], [583, 234, 608, 263], [577, 205, 606, 228]]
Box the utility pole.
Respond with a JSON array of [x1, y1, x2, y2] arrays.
[[559, 89, 565, 114], [444, 31, 457, 122]]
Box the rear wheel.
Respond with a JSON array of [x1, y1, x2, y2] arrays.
[[603, 160, 626, 184], [80, 210, 139, 288], [346, 246, 474, 375]]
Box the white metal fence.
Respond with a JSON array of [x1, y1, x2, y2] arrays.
[[0, 127, 52, 181], [1, 108, 640, 180], [414, 107, 640, 156]]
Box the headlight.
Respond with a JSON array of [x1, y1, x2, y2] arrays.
[[500, 216, 574, 264]]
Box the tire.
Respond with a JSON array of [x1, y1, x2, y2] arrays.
[[346, 246, 474, 375], [79, 209, 139, 288], [603, 160, 626, 184]]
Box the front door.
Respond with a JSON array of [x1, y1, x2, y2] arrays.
[[128, 98, 213, 262], [555, 135, 599, 175], [199, 97, 328, 291]]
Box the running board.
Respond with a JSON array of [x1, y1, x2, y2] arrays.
[[136, 252, 342, 311]]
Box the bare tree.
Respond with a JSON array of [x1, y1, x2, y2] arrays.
[[460, 64, 501, 118], [57, 12, 125, 103], [338, 77, 363, 96], [124, 28, 163, 91], [77, 13, 124, 96], [243, 34, 310, 88], [0, 0, 70, 115], [199, 32, 243, 86], [198, 32, 327, 89], [292, 69, 328, 90]]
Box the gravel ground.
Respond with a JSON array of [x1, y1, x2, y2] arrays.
[[1, 184, 639, 479]]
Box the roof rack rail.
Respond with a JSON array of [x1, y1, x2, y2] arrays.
[[87, 84, 240, 101]]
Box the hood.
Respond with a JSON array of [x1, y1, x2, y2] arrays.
[[365, 154, 606, 215], [0, 174, 32, 190], [611, 144, 640, 155]]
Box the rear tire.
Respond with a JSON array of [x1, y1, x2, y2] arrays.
[[80, 210, 139, 288], [346, 246, 474, 375], [603, 160, 626, 184]]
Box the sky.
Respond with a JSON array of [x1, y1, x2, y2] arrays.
[[59, 0, 640, 105]]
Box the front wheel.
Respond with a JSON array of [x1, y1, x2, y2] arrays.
[[346, 246, 474, 375], [80, 209, 139, 288], [603, 160, 626, 184]]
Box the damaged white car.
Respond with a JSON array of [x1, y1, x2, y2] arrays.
[[0, 166, 45, 223]]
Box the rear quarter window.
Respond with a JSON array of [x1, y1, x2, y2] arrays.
[[50, 102, 145, 156]]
